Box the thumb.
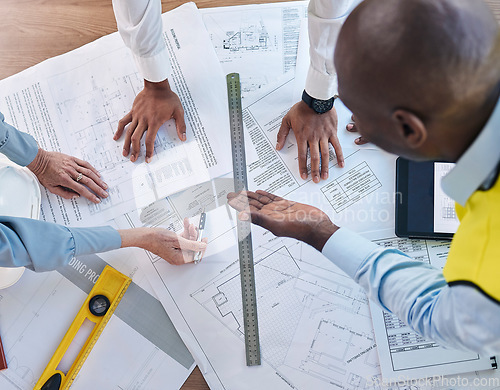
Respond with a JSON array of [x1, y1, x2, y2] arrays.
[[177, 235, 207, 252], [173, 109, 187, 141], [276, 118, 291, 150]]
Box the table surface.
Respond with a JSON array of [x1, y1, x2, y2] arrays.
[[1, 0, 499, 389]]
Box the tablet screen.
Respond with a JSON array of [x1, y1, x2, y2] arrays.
[[433, 163, 459, 233], [395, 159, 458, 239]]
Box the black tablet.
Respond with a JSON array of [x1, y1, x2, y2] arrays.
[[395, 158, 458, 240]]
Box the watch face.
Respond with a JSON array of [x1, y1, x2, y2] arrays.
[[312, 98, 334, 114]]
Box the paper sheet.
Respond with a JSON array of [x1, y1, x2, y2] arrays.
[[115, 80, 401, 390], [0, 248, 194, 390], [105, 3, 500, 388], [367, 236, 495, 383], [0, 2, 231, 227], [201, 1, 308, 100], [0, 3, 234, 389], [111, 5, 410, 387]]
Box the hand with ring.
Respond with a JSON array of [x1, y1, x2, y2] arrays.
[[27, 149, 108, 204]]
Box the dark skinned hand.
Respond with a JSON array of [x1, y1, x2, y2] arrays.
[[346, 115, 370, 145], [277, 101, 344, 183], [227, 190, 338, 251], [114, 79, 186, 163]]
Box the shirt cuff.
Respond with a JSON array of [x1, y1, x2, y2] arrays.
[[305, 66, 338, 100], [321, 227, 380, 279], [133, 47, 172, 83], [0, 120, 39, 166], [70, 226, 122, 257]]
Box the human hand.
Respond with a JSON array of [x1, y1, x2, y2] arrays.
[[277, 101, 344, 183], [346, 115, 370, 145], [27, 149, 108, 204], [119, 218, 207, 265], [227, 190, 338, 251], [113, 79, 186, 163]]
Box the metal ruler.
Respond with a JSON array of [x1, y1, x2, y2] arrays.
[[35, 266, 131, 390], [226, 73, 261, 366]]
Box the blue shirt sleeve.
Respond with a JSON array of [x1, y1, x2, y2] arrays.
[[0, 111, 39, 166], [0, 216, 122, 272], [322, 228, 500, 356]]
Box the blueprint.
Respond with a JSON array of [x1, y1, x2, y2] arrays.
[[119, 17, 498, 388], [114, 68, 401, 389], [0, 3, 231, 227], [0, 248, 194, 390], [201, 1, 308, 99], [117, 210, 385, 390], [369, 237, 495, 382], [0, 3, 242, 389]]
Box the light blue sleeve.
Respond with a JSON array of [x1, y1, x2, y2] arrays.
[[322, 228, 500, 356], [0, 216, 122, 272], [0, 112, 39, 166]]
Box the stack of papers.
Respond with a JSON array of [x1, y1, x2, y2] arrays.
[[0, 2, 498, 390]]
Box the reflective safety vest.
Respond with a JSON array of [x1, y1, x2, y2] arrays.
[[443, 174, 500, 302]]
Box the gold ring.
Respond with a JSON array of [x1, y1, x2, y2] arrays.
[[76, 173, 83, 182]]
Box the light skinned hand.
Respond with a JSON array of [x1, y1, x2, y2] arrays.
[[113, 79, 187, 163], [119, 218, 207, 265], [27, 148, 108, 204], [227, 190, 338, 251], [346, 115, 370, 145], [276, 101, 344, 183]]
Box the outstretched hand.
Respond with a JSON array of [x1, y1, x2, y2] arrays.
[[114, 79, 186, 163], [119, 218, 207, 265], [277, 101, 344, 183], [227, 190, 338, 251], [27, 149, 108, 204]]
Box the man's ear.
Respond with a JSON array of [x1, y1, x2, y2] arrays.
[[392, 109, 427, 149]]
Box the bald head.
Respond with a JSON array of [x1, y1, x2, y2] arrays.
[[335, 0, 500, 161]]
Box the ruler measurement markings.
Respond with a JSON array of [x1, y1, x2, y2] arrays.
[[226, 73, 261, 366]]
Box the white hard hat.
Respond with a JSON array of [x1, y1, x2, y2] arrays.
[[0, 154, 41, 288]]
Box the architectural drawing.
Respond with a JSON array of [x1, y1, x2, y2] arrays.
[[370, 237, 494, 382], [47, 49, 202, 218], [222, 20, 272, 52], [202, 2, 307, 98], [191, 242, 383, 389], [321, 162, 383, 213], [0, 252, 193, 390]]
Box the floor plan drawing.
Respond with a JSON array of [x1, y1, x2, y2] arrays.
[[202, 2, 307, 98], [46, 48, 206, 217], [191, 240, 383, 389], [222, 19, 273, 52]]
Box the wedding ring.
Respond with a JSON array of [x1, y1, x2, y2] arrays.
[[76, 172, 83, 182]]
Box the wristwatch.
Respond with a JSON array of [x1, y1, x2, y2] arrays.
[[301, 90, 336, 114]]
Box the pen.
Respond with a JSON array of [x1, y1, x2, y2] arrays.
[[193, 209, 206, 264]]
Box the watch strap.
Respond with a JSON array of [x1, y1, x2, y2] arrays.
[[301, 90, 335, 114]]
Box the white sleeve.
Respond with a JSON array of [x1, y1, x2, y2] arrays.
[[112, 0, 171, 82], [306, 0, 362, 99]]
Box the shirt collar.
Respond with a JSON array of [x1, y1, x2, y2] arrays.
[[441, 95, 500, 206]]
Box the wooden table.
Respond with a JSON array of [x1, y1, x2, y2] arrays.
[[1, 1, 499, 389]]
